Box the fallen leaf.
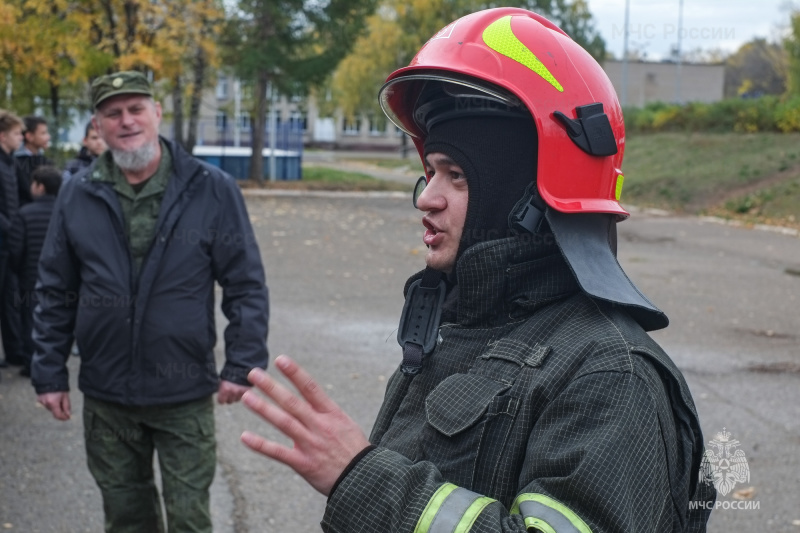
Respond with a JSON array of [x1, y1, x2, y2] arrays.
[[733, 486, 756, 500]]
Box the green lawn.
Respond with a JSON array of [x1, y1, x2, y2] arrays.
[[261, 166, 410, 192], [294, 132, 800, 228], [621, 132, 800, 224]]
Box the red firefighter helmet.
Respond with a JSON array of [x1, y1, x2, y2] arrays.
[[379, 7, 628, 218]]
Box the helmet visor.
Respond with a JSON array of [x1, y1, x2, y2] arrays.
[[379, 72, 522, 138]]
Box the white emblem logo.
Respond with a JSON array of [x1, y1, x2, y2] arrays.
[[700, 428, 750, 496], [112, 77, 124, 88], [430, 20, 458, 41]]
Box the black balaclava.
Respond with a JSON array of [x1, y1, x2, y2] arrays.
[[423, 114, 538, 259]]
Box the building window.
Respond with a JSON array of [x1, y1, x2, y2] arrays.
[[237, 113, 251, 133], [290, 111, 307, 132], [216, 76, 229, 100], [343, 116, 360, 136], [215, 112, 228, 132], [369, 115, 386, 136]]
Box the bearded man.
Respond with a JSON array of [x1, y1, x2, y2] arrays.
[[31, 71, 270, 533]]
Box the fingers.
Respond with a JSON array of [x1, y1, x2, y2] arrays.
[[241, 386, 312, 444], [240, 430, 301, 466], [270, 355, 339, 414], [218, 381, 250, 404], [38, 393, 71, 421], [61, 394, 71, 420]]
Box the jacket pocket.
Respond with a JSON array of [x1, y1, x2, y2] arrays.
[[419, 373, 516, 489], [426, 374, 510, 436]]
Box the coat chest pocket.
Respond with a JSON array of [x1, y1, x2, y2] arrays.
[[420, 373, 520, 488], [419, 337, 550, 492]]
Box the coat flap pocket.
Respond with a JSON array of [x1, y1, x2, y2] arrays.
[[425, 374, 510, 437]]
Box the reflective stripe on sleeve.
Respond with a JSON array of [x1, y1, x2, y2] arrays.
[[415, 483, 496, 533], [511, 493, 592, 533]]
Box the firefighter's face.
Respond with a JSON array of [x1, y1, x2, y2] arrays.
[[416, 152, 469, 274]]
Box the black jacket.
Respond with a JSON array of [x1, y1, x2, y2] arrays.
[[15, 151, 52, 205], [63, 147, 96, 178], [7, 195, 56, 292], [31, 139, 270, 405], [0, 148, 19, 236]]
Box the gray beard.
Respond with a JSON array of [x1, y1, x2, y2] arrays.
[[110, 141, 158, 172]]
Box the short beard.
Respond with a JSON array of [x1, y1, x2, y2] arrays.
[[110, 140, 158, 172]]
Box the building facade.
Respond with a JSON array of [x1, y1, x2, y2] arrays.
[[161, 60, 725, 152], [602, 60, 725, 108]]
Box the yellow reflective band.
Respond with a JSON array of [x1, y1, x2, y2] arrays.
[[615, 174, 624, 201], [511, 493, 593, 533], [482, 16, 564, 92], [524, 517, 557, 533], [415, 483, 458, 533], [455, 496, 495, 532]]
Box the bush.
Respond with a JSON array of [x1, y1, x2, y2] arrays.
[[775, 95, 800, 132], [624, 96, 788, 134]]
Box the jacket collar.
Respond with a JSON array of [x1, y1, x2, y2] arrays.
[[81, 137, 201, 194], [405, 234, 580, 328]]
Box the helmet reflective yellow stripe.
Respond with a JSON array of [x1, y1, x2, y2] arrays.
[[482, 16, 564, 92], [415, 483, 496, 533], [615, 174, 625, 201], [511, 493, 593, 533]]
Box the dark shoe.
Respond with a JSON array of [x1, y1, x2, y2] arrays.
[[19, 366, 30, 377], [5, 356, 25, 366], [0, 359, 8, 368]]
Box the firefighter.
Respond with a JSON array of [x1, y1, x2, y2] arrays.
[[241, 7, 715, 532]]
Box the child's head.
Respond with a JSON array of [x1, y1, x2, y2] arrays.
[[22, 116, 50, 151], [31, 165, 62, 197], [83, 121, 106, 157], [0, 110, 24, 154]]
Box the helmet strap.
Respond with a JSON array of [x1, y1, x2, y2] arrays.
[[509, 182, 547, 235], [396, 267, 446, 375]]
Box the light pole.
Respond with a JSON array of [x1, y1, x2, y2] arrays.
[[622, 0, 630, 107], [675, 0, 684, 104]]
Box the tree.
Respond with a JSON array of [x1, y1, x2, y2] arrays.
[[785, 9, 800, 95], [0, 0, 223, 150], [725, 38, 787, 98], [331, 0, 607, 130], [223, 0, 379, 182]]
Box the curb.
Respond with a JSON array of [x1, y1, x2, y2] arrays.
[[240, 190, 800, 237], [240, 189, 408, 199]]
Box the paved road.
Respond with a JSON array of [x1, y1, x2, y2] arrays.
[[1, 192, 798, 532]]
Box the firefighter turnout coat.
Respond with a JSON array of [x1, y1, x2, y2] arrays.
[[322, 235, 714, 532]]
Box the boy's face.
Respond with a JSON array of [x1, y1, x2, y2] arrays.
[[25, 123, 51, 151], [83, 128, 107, 156], [0, 125, 23, 154]]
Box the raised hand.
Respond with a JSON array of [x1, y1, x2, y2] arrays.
[[240, 355, 371, 495]]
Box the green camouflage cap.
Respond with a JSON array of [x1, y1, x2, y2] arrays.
[[91, 71, 154, 110]]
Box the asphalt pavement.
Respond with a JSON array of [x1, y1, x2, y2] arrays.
[[1, 191, 798, 532]]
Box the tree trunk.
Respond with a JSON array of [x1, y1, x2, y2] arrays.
[[249, 70, 269, 183], [186, 45, 207, 153], [172, 74, 185, 147], [49, 82, 60, 150]]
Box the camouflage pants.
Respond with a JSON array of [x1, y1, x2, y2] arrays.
[[83, 395, 216, 533]]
